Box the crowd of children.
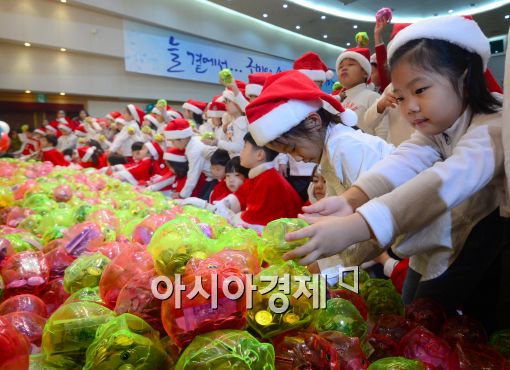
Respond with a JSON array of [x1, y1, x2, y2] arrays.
[[2, 12, 510, 331]]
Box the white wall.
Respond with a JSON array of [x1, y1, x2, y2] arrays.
[[0, 0, 344, 105]]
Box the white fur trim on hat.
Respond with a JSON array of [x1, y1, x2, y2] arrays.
[[144, 142, 159, 160], [163, 152, 187, 162], [182, 102, 203, 115], [245, 84, 263, 97], [248, 99, 322, 146], [167, 110, 182, 121], [0, 121, 9, 134], [163, 127, 193, 140], [34, 128, 45, 136], [127, 104, 140, 123], [45, 125, 57, 133], [151, 107, 162, 116], [145, 114, 160, 128], [207, 110, 225, 118], [58, 124, 72, 132], [115, 117, 127, 125], [387, 15, 490, 70], [116, 170, 139, 186], [370, 53, 377, 64], [298, 69, 334, 82], [82, 146, 96, 162], [336, 52, 372, 76]]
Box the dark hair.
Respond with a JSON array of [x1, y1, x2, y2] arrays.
[[45, 134, 58, 147], [86, 139, 105, 166], [311, 164, 321, 178], [244, 132, 278, 162], [79, 110, 89, 117], [107, 153, 127, 166], [167, 160, 188, 178], [193, 113, 204, 126], [210, 149, 230, 166], [62, 148, 74, 158], [268, 107, 348, 148], [389, 39, 501, 115], [131, 141, 145, 152], [225, 156, 249, 177]]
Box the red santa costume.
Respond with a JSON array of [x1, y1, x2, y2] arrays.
[[144, 141, 169, 176], [219, 162, 303, 229], [45, 121, 61, 138], [147, 147, 184, 196], [110, 115, 144, 157], [209, 179, 231, 203], [77, 146, 107, 169], [163, 119, 212, 198], [41, 146, 70, 167]]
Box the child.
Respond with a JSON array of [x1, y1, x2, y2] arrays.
[[162, 147, 206, 198], [164, 118, 212, 198], [182, 99, 207, 129], [209, 149, 232, 203], [286, 16, 508, 331], [307, 165, 327, 204], [56, 122, 78, 152], [40, 134, 70, 167], [216, 133, 303, 231], [109, 108, 144, 158], [336, 47, 388, 139], [224, 156, 248, 193], [202, 100, 228, 145], [245, 72, 272, 101], [293, 51, 333, 89], [76, 144, 107, 169]]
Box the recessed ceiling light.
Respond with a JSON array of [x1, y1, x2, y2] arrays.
[[448, 9, 453, 13], [60, 0, 67, 3], [346, 42, 351, 46], [60, 92, 66, 96], [24, 42, 31, 47], [283, 3, 288, 8], [321, 15, 326, 20], [60, 48, 67, 52], [353, 24, 358, 29], [25, 90, 31, 94], [323, 34, 328, 39], [263, 13, 268, 18], [506, 14, 510, 19], [295, 25, 301, 29]]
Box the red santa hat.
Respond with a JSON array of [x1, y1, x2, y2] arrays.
[[245, 70, 357, 146], [207, 101, 227, 118], [106, 111, 122, 121], [144, 141, 164, 160], [127, 104, 146, 124], [336, 47, 372, 76], [390, 23, 412, 41], [58, 122, 73, 133], [167, 108, 184, 121], [294, 52, 334, 82], [182, 99, 207, 115], [45, 120, 60, 135], [115, 115, 128, 126], [164, 118, 193, 140], [163, 147, 187, 162], [77, 146, 96, 162], [387, 15, 490, 70], [222, 80, 247, 102], [144, 113, 160, 128], [245, 72, 272, 97], [33, 128, 46, 136]]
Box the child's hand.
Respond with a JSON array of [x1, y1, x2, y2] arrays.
[[202, 138, 218, 146], [377, 92, 398, 114], [283, 213, 372, 266], [374, 20, 386, 45], [278, 163, 288, 177], [300, 196, 354, 220]]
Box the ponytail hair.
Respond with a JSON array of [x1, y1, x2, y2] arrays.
[[389, 38, 501, 115]]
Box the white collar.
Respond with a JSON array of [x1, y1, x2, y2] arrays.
[[248, 162, 274, 179]]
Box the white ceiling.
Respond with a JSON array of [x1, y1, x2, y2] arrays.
[[208, 0, 510, 49]]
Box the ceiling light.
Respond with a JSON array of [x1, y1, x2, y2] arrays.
[[321, 15, 326, 20], [506, 14, 510, 19], [346, 42, 351, 46], [60, 92, 66, 96], [24, 42, 31, 47], [25, 90, 31, 94], [295, 25, 301, 29], [323, 34, 328, 39], [60, 0, 67, 3], [448, 9, 454, 13], [283, 3, 288, 8], [353, 25, 358, 29], [60, 48, 67, 52]]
